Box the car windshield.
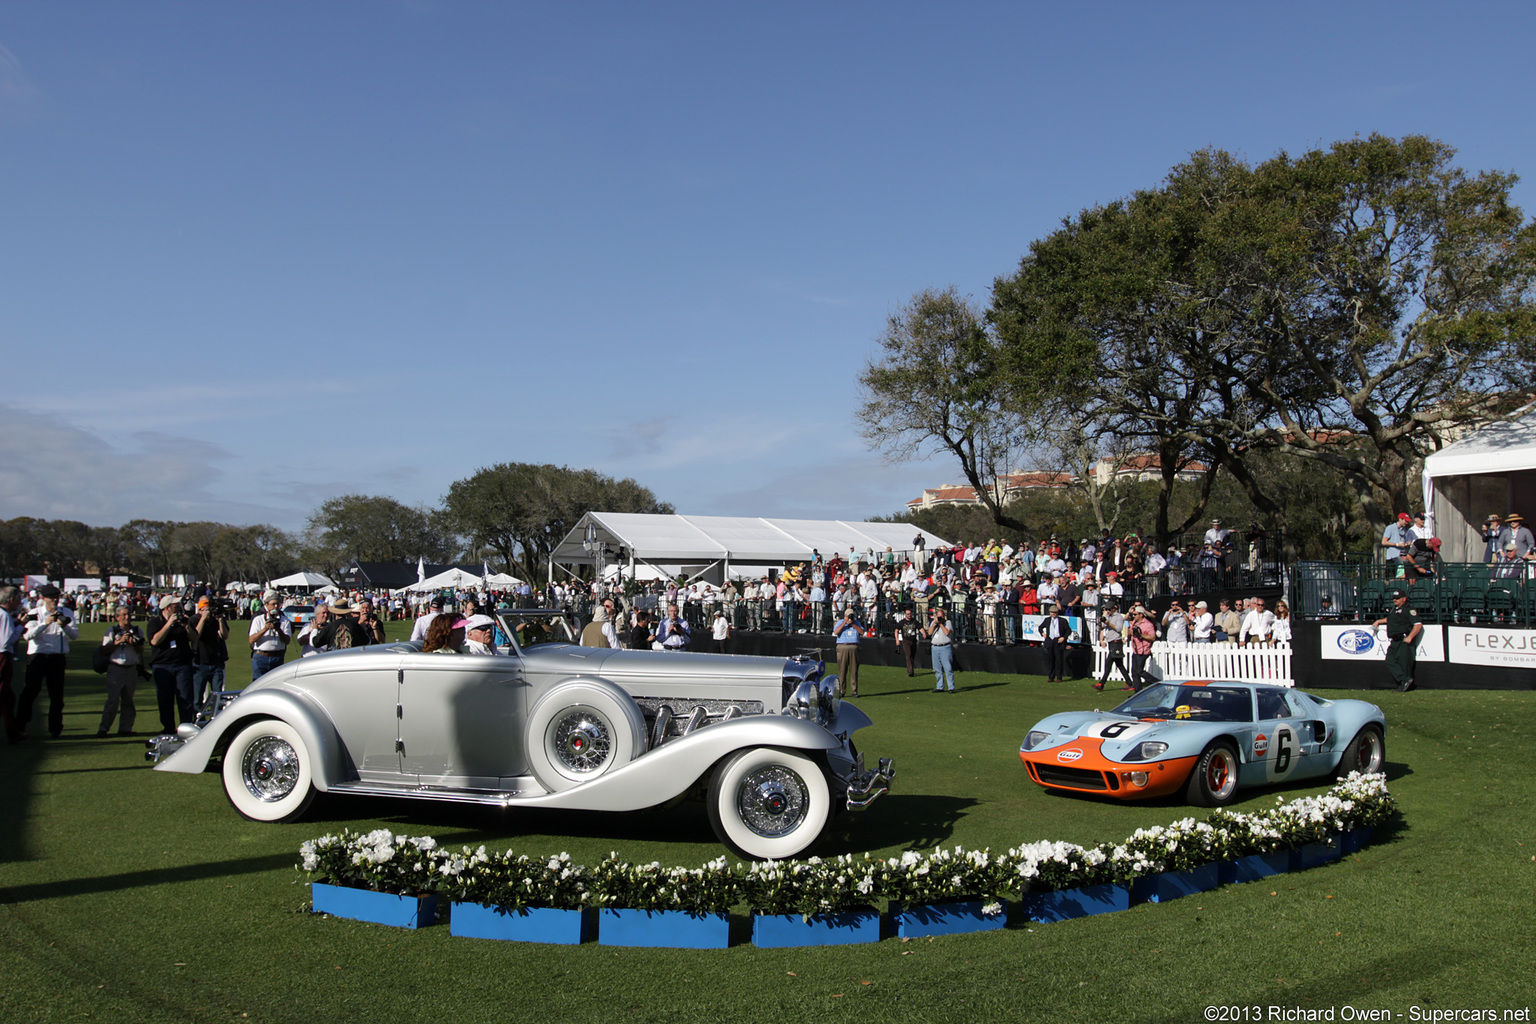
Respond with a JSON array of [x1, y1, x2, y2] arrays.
[[495, 611, 577, 650], [1111, 683, 1254, 723]]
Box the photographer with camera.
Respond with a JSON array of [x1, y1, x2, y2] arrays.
[[98, 604, 144, 736], [147, 595, 196, 734], [16, 585, 78, 739], [188, 598, 231, 714], [248, 591, 292, 679]]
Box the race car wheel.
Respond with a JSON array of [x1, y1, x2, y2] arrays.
[[221, 719, 316, 823], [707, 747, 832, 860], [526, 682, 647, 793], [1186, 740, 1240, 807], [1336, 725, 1386, 780]]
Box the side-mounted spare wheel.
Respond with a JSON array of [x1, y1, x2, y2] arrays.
[[525, 681, 648, 793], [707, 746, 832, 860], [221, 718, 317, 822]]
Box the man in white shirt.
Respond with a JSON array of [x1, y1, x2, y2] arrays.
[[462, 614, 505, 655], [1239, 598, 1276, 646], [17, 585, 77, 738], [1162, 601, 1190, 643], [248, 591, 294, 679], [1190, 601, 1214, 642], [410, 597, 445, 643]]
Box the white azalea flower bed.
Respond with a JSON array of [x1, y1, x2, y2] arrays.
[[299, 773, 1393, 915]]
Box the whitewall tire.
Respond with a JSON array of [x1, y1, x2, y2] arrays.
[[707, 747, 832, 860], [221, 719, 316, 822]]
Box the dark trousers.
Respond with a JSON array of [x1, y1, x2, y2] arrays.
[[17, 652, 67, 736], [1044, 638, 1067, 680], [900, 638, 917, 676], [0, 652, 18, 741], [153, 662, 196, 733], [1386, 640, 1417, 688], [1099, 642, 1131, 686], [1130, 652, 1154, 690], [192, 662, 227, 713]]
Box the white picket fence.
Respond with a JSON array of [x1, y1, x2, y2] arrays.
[[1091, 642, 1293, 687]]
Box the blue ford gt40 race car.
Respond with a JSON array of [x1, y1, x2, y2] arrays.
[[1019, 680, 1386, 806]]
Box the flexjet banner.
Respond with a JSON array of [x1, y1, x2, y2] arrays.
[[1444, 626, 1536, 668], [1319, 624, 1445, 663]]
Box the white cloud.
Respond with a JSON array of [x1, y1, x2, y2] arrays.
[[0, 404, 286, 526]]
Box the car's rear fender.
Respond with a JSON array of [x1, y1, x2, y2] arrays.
[[153, 689, 351, 791], [521, 714, 841, 811]]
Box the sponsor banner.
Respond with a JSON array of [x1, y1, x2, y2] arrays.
[[1445, 627, 1536, 668], [1016, 614, 1085, 644], [1320, 624, 1445, 663]]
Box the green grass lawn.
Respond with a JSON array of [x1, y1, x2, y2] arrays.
[[2, 622, 1533, 1023]]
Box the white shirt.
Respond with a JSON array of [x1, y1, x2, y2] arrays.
[[409, 611, 441, 643], [249, 611, 292, 652], [1191, 611, 1214, 640], [25, 606, 77, 655], [1240, 608, 1275, 644], [1271, 615, 1292, 644]]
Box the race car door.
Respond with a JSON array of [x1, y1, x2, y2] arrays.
[[1250, 688, 1306, 784]]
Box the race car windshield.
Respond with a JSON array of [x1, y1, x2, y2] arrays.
[[1112, 683, 1254, 723]]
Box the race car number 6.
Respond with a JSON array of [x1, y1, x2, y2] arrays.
[[1205, 1006, 1262, 1021]]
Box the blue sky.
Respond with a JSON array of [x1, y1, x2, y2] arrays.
[[3, 1, 1533, 533]]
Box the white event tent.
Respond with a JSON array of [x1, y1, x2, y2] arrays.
[[1422, 407, 1536, 562], [404, 567, 484, 592], [267, 571, 336, 590], [552, 512, 952, 585]]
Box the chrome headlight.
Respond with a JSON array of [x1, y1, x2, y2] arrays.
[[1123, 741, 1169, 762], [1023, 729, 1051, 751], [787, 677, 841, 727]]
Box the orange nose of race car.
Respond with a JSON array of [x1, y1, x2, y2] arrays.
[[1019, 737, 1197, 800]]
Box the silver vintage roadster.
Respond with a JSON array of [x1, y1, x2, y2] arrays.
[[150, 610, 893, 859]]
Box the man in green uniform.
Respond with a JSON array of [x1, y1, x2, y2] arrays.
[[1371, 588, 1422, 692]]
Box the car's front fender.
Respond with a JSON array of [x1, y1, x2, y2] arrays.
[[153, 689, 350, 791]]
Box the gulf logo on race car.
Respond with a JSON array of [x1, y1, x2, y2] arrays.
[[1056, 748, 1085, 763], [1336, 629, 1376, 655], [1253, 733, 1269, 757]]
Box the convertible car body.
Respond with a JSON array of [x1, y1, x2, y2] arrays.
[[150, 610, 893, 859], [1018, 681, 1384, 806]]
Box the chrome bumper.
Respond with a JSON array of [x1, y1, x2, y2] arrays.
[[845, 753, 895, 810]]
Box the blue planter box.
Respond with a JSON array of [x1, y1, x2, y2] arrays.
[[1337, 827, 1375, 854], [751, 908, 880, 947], [598, 909, 731, 948], [1219, 851, 1291, 885], [1292, 839, 1342, 871], [892, 900, 1008, 938], [311, 882, 436, 929], [1131, 863, 1219, 904], [1020, 884, 1129, 923], [450, 902, 595, 944]]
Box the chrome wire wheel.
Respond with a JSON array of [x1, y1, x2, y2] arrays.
[[550, 710, 612, 774], [736, 764, 810, 838], [242, 735, 301, 802]]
